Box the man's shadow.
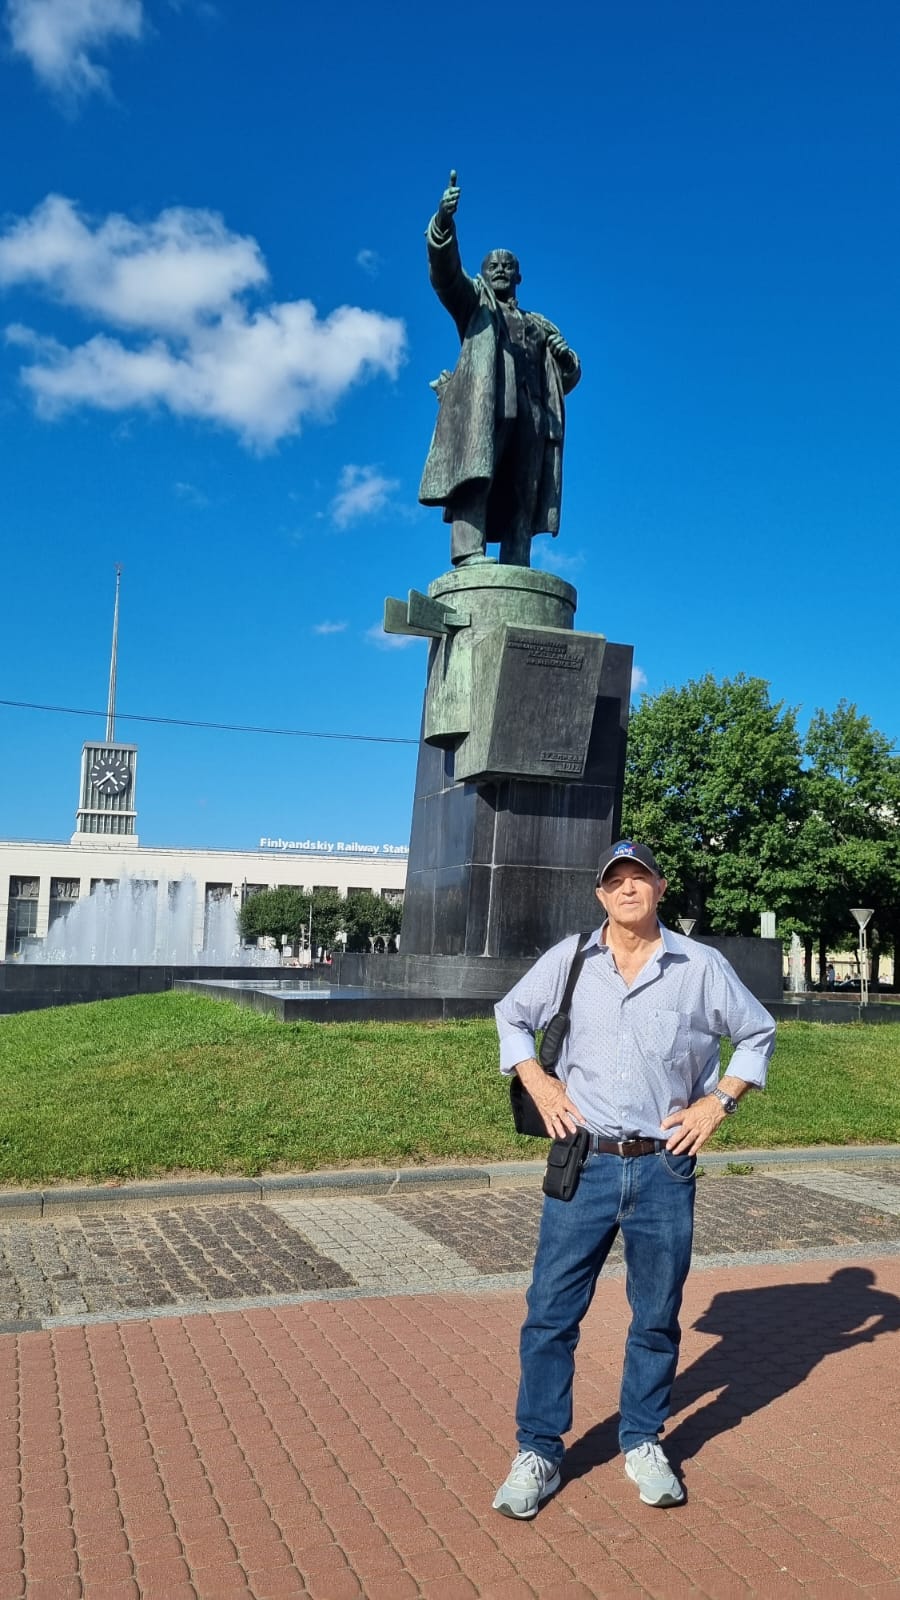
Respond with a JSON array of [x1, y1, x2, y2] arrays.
[[562, 1267, 900, 1485]]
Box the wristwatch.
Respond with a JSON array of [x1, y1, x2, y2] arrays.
[[712, 1087, 739, 1116]]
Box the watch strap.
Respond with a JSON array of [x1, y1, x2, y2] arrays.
[[712, 1087, 739, 1115]]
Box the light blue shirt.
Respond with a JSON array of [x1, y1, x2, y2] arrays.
[[495, 923, 775, 1140]]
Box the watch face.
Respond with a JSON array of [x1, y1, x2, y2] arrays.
[[90, 753, 131, 796]]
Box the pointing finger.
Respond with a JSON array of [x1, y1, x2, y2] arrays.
[[449, 169, 458, 187]]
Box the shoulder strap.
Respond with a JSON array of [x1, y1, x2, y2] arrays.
[[536, 931, 596, 1073], [559, 930, 594, 1012]]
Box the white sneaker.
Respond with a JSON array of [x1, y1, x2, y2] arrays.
[[624, 1441, 684, 1506], [492, 1450, 561, 1519]]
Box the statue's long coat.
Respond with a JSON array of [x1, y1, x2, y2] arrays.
[[418, 219, 580, 538]]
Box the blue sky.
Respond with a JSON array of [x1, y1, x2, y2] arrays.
[[2, 0, 899, 851]]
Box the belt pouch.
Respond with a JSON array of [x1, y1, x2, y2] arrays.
[[542, 1126, 590, 1202]]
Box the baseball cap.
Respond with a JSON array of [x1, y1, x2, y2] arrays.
[[596, 841, 662, 886]]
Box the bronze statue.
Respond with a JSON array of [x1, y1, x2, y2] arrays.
[[418, 171, 582, 569]]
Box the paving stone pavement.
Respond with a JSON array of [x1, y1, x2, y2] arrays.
[[1, 1162, 900, 1328], [266, 1198, 478, 1292], [0, 1254, 898, 1599], [374, 1164, 900, 1273], [0, 1205, 353, 1326], [0, 1157, 898, 1597], [764, 1163, 900, 1215]]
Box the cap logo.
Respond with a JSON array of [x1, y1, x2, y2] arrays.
[[613, 843, 636, 858]]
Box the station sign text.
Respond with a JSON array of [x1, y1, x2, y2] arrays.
[[258, 837, 408, 857]]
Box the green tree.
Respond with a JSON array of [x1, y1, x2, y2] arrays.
[[238, 886, 308, 947], [622, 674, 806, 934], [342, 891, 403, 952], [302, 889, 347, 954], [801, 702, 900, 982], [238, 886, 347, 953]]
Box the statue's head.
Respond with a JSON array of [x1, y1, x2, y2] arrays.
[[481, 249, 521, 301]]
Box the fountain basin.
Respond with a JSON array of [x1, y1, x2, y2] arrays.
[[0, 964, 283, 1016], [176, 978, 496, 1023]]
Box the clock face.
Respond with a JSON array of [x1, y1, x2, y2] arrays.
[[90, 753, 131, 796]]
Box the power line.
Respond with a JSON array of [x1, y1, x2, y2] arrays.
[[0, 697, 418, 747]]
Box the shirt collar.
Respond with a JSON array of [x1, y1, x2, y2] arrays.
[[590, 919, 679, 964]]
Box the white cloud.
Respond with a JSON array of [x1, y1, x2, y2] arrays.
[[532, 543, 584, 575], [365, 622, 422, 650], [0, 195, 267, 331], [0, 196, 406, 449], [166, 0, 216, 15], [356, 248, 381, 277], [7, 0, 144, 98], [631, 664, 648, 696], [173, 479, 208, 506], [312, 620, 348, 635], [330, 464, 399, 528]]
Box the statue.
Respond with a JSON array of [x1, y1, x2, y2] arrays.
[[418, 171, 582, 570]]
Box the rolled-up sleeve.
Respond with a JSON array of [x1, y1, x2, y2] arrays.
[[708, 954, 776, 1089], [495, 937, 579, 1075]]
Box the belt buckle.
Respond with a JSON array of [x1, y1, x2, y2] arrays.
[[616, 1138, 630, 1156]]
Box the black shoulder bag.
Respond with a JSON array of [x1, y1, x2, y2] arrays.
[[509, 932, 593, 1138]]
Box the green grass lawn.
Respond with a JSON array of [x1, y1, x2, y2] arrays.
[[0, 992, 897, 1186]]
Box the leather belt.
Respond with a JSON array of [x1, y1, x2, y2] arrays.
[[589, 1136, 666, 1157]]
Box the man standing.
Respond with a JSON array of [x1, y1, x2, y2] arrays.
[[418, 171, 581, 569], [493, 840, 775, 1518]]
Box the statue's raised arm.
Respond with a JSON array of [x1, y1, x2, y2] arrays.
[[418, 169, 581, 570], [425, 170, 480, 342], [436, 169, 461, 231]]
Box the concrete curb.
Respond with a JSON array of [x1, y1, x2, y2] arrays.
[[0, 1143, 898, 1218]]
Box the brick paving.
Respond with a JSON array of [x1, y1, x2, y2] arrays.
[[0, 1159, 898, 1595], [0, 1256, 898, 1598]]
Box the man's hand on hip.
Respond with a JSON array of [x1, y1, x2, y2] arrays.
[[514, 1058, 585, 1140], [662, 1074, 749, 1154], [661, 1096, 726, 1155]]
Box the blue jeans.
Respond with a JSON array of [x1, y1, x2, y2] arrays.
[[516, 1148, 696, 1463]]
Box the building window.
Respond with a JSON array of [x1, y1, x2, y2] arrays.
[[380, 888, 405, 904], [5, 877, 39, 959], [313, 885, 338, 895], [204, 883, 232, 943], [49, 878, 80, 931], [346, 886, 372, 898]]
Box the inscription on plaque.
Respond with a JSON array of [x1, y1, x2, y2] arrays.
[[508, 638, 585, 671], [540, 751, 581, 772], [454, 623, 607, 784]]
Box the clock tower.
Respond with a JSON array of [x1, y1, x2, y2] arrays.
[[71, 566, 140, 844], [73, 742, 138, 842]]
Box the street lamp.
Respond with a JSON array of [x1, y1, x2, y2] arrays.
[[677, 918, 696, 937], [850, 907, 874, 1006]]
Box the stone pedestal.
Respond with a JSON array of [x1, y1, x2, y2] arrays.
[[395, 567, 633, 962]]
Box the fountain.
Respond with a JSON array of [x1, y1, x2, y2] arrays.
[[787, 932, 807, 994], [22, 877, 278, 967]]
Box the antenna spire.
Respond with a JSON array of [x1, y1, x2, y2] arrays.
[[106, 565, 122, 743]]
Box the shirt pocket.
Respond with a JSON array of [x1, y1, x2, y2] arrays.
[[644, 1007, 692, 1063]]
